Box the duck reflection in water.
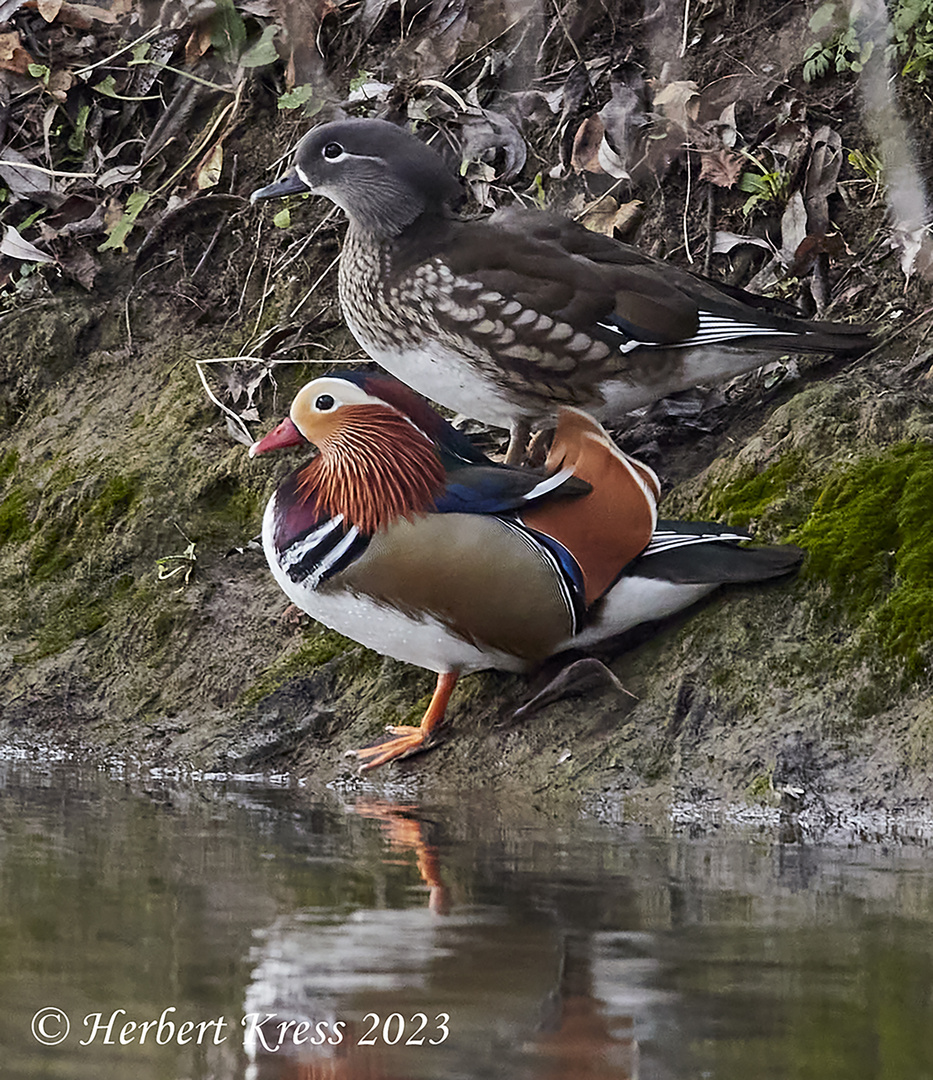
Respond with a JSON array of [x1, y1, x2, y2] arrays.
[[352, 799, 450, 916], [243, 799, 638, 1080]]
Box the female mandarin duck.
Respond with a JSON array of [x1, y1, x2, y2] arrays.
[[250, 371, 802, 770], [252, 119, 870, 459]]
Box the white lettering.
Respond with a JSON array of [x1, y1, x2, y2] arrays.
[[241, 1012, 279, 1053], [81, 1010, 125, 1045]]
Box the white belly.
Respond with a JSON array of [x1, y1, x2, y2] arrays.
[[358, 337, 523, 430], [565, 574, 718, 650]]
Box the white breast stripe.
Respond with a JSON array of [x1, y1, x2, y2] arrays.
[[281, 515, 345, 570], [308, 524, 361, 588]]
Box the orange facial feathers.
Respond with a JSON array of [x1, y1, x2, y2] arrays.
[[295, 404, 445, 535]]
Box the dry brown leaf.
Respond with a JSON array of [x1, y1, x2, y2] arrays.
[[571, 115, 605, 174], [653, 80, 700, 127], [101, 197, 124, 237], [57, 0, 118, 24], [557, 61, 594, 127], [642, 120, 687, 179], [47, 68, 73, 102], [185, 22, 213, 66], [40, 195, 105, 239], [780, 190, 808, 265], [759, 108, 808, 160], [36, 0, 62, 20], [271, 0, 337, 86], [57, 247, 100, 290], [195, 143, 223, 190], [578, 195, 617, 234], [608, 199, 643, 241], [0, 30, 34, 74], [712, 231, 772, 255], [0, 225, 55, 263], [804, 125, 842, 235], [406, 1, 470, 80], [460, 112, 526, 184], [0, 148, 53, 200], [556, 61, 596, 175], [597, 137, 630, 179], [717, 101, 737, 141], [788, 231, 848, 278], [580, 197, 643, 241], [353, 0, 394, 46], [698, 146, 743, 188], [597, 64, 647, 172]]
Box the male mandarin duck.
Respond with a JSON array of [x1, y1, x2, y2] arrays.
[[251, 118, 871, 458], [249, 370, 803, 771]]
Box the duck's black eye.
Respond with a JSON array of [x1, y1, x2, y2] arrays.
[[322, 142, 343, 160], [314, 394, 336, 411]]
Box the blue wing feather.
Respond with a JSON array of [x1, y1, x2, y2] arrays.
[[434, 464, 590, 515]]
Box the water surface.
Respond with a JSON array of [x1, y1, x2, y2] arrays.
[[1, 750, 931, 1079]]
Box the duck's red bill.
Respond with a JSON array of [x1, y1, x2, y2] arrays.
[[248, 416, 306, 458]]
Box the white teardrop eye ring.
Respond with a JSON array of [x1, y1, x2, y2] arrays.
[[323, 143, 343, 160]]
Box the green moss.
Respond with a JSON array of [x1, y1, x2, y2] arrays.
[[238, 627, 360, 707], [193, 475, 263, 540], [0, 448, 19, 485], [89, 473, 139, 529], [151, 610, 180, 646], [19, 592, 104, 660], [213, 479, 261, 530], [792, 441, 933, 676], [20, 574, 138, 660], [29, 523, 74, 580], [853, 680, 893, 721], [28, 471, 140, 581], [0, 485, 31, 543], [699, 448, 810, 527], [745, 770, 775, 801]]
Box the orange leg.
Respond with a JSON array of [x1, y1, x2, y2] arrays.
[[350, 670, 459, 772]]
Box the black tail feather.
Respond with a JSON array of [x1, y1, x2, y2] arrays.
[[636, 523, 804, 584]]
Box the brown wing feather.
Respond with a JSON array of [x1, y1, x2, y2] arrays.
[[521, 409, 660, 605], [440, 214, 700, 342]]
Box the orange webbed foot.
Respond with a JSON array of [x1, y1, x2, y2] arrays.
[[346, 671, 459, 773], [349, 725, 436, 771]]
